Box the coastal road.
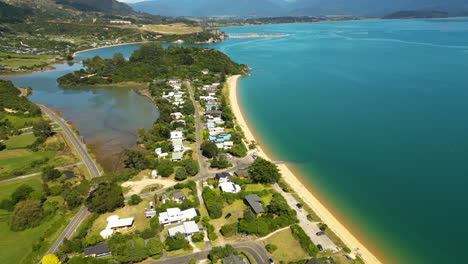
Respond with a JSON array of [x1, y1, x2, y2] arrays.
[[38, 104, 102, 260], [0, 162, 83, 184], [149, 241, 270, 264], [273, 184, 339, 252]]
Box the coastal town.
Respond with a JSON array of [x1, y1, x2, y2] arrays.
[[0, 44, 371, 264]]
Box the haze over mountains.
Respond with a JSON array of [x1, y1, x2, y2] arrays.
[[127, 0, 468, 17]]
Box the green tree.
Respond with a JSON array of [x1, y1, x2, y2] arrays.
[[221, 223, 237, 237], [150, 215, 161, 231], [201, 141, 218, 158], [128, 194, 143, 206], [175, 167, 188, 181], [191, 232, 204, 242], [9, 200, 43, 231], [123, 148, 149, 170], [208, 245, 238, 263], [32, 120, 53, 138], [140, 228, 157, 239], [184, 159, 199, 176], [146, 237, 163, 258], [86, 183, 124, 213], [41, 166, 62, 182], [11, 184, 34, 204], [249, 157, 281, 183], [63, 189, 83, 209], [157, 160, 174, 177], [266, 244, 278, 253]]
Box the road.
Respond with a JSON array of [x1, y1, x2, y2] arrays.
[[38, 104, 101, 259], [273, 184, 339, 252], [150, 241, 270, 264], [0, 162, 83, 184]]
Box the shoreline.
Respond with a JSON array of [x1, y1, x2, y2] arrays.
[[72, 41, 152, 57], [227, 75, 383, 264]]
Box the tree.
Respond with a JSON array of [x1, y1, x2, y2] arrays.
[[123, 148, 149, 170], [86, 183, 124, 213], [211, 155, 231, 169], [157, 160, 174, 177], [184, 159, 199, 176], [32, 120, 53, 138], [208, 245, 238, 263], [0, 199, 14, 211], [164, 233, 190, 251], [221, 223, 237, 237], [191, 232, 204, 242], [146, 237, 163, 258], [11, 184, 34, 204], [175, 167, 188, 181], [140, 228, 157, 240], [41, 166, 62, 182], [243, 208, 256, 223], [128, 194, 142, 206], [0, 142, 6, 151], [9, 200, 43, 231], [41, 254, 61, 264], [249, 157, 281, 183], [201, 141, 218, 158]]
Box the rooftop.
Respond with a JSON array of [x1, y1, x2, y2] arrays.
[[84, 243, 111, 257], [223, 254, 245, 264], [244, 194, 265, 214]]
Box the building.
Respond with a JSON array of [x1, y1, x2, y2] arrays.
[[235, 169, 252, 179], [209, 134, 232, 144], [168, 221, 202, 237], [216, 172, 231, 180], [219, 181, 241, 193], [110, 20, 132, 25], [159, 208, 199, 225], [100, 215, 134, 238], [161, 190, 186, 204], [202, 69, 210, 75], [244, 194, 265, 214], [172, 151, 184, 161], [222, 254, 245, 264], [206, 100, 218, 111], [151, 170, 159, 178], [84, 243, 112, 258], [205, 110, 222, 117], [171, 112, 184, 120], [172, 139, 185, 152], [171, 131, 184, 141]]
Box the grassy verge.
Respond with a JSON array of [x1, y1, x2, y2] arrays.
[[263, 229, 309, 263]]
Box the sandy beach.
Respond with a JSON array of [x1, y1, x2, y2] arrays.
[[228, 75, 383, 264], [72, 41, 152, 57]]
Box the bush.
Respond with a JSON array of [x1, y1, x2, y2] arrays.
[[343, 247, 351, 254], [146, 237, 163, 258], [157, 160, 174, 177], [290, 224, 319, 257], [191, 232, 204, 243], [164, 233, 190, 251], [201, 141, 218, 158], [11, 184, 34, 204], [41, 166, 62, 182], [175, 167, 188, 181], [150, 215, 161, 231], [184, 159, 199, 176], [265, 244, 278, 253], [0, 199, 14, 211], [86, 183, 124, 213], [9, 200, 43, 231], [202, 187, 223, 219], [208, 232, 218, 241], [128, 194, 143, 206], [319, 223, 328, 231], [208, 245, 238, 263], [140, 228, 157, 240], [249, 157, 281, 183], [221, 223, 237, 237]]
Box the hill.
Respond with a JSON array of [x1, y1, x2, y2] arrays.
[[384, 10, 450, 19]]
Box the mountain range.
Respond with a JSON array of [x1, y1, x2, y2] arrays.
[[129, 0, 468, 17]]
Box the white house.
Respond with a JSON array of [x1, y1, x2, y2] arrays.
[[223, 141, 234, 150], [159, 208, 198, 225], [100, 215, 134, 239], [219, 181, 241, 193], [168, 221, 202, 237], [151, 170, 159, 178], [170, 131, 184, 141], [155, 148, 168, 158], [171, 112, 184, 120], [209, 127, 225, 135]]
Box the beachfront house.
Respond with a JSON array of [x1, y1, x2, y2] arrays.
[[206, 100, 218, 111], [205, 110, 222, 118], [159, 208, 199, 225], [209, 134, 232, 144], [209, 127, 225, 135], [244, 194, 265, 215], [168, 221, 203, 237]]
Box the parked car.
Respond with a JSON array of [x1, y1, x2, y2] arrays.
[[268, 258, 275, 264], [344, 254, 353, 260], [242, 234, 249, 238], [225, 213, 232, 219], [296, 203, 303, 209], [317, 244, 324, 251], [316, 231, 325, 236]]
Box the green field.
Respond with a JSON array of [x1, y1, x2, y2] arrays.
[[0, 52, 54, 71], [4, 133, 36, 149], [263, 229, 309, 263], [0, 149, 56, 179], [0, 115, 43, 130], [0, 176, 42, 201]]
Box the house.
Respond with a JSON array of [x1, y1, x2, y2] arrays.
[[145, 202, 157, 218], [209, 134, 232, 143], [172, 139, 185, 152], [206, 100, 218, 111], [172, 151, 184, 161], [223, 141, 234, 150], [244, 194, 265, 214], [171, 112, 184, 120], [159, 208, 199, 225], [235, 169, 252, 179], [151, 170, 159, 178], [202, 69, 210, 75], [100, 215, 134, 238], [223, 254, 245, 264], [168, 221, 202, 237], [216, 172, 231, 180], [219, 181, 241, 193], [155, 148, 168, 158], [207, 122, 216, 129], [171, 131, 184, 141], [209, 127, 225, 135], [162, 190, 186, 204], [205, 110, 222, 117], [110, 20, 132, 25], [84, 243, 112, 258]]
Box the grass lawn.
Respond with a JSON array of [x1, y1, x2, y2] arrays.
[[90, 197, 152, 236], [0, 115, 43, 130], [0, 175, 42, 201], [211, 200, 245, 236], [0, 177, 76, 264], [263, 229, 309, 263], [166, 248, 193, 257], [0, 149, 56, 179], [244, 184, 265, 192], [4, 133, 36, 149]]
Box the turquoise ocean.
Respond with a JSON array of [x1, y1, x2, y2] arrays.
[[4, 18, 468, 264], [216, 18, 468, 264]]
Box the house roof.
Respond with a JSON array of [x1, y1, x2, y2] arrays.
[[172, 152, 184, 160], [84, 243, 110, 256], [244, 194, 265, 214], [172, 139, 183, 146], [162, 190, 186, 201], [63, 171, 75, 179], [219, 182, 241, 193], [223, 254, 245, 264], [106, 215, 134, 229], [159, 208, 198, 225]]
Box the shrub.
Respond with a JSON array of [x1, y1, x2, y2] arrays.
[[265, 244, 278, 253], [319, 223, 328, 231], [140, 228, 157, 240], [86, 183, 124, 213], [9, 200, 43, 231], [191, 232, 204, 243], [343, 247, 351, 254], [164, 234, 190, 251], [208, 245, 238, 263], [202, 187, 223, 219], [128, 194, 143, 206], [208, 232, 218, 241], [290, 224, 319, 257], [221, 223, 237, 237], [175, 167, 188, 181]]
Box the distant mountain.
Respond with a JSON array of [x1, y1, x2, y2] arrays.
[[130, 0, 468, 17], [384, 10, 449, 19]]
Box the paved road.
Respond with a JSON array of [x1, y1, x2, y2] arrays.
[[0, 162, 83, 184], [150, 241, 270, 264], [38, 104, 102, 259], [273, 184, 339, 252]]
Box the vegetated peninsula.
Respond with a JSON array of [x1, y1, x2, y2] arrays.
[[384, 10, 449, 19], [57, 44, 247, 86]]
